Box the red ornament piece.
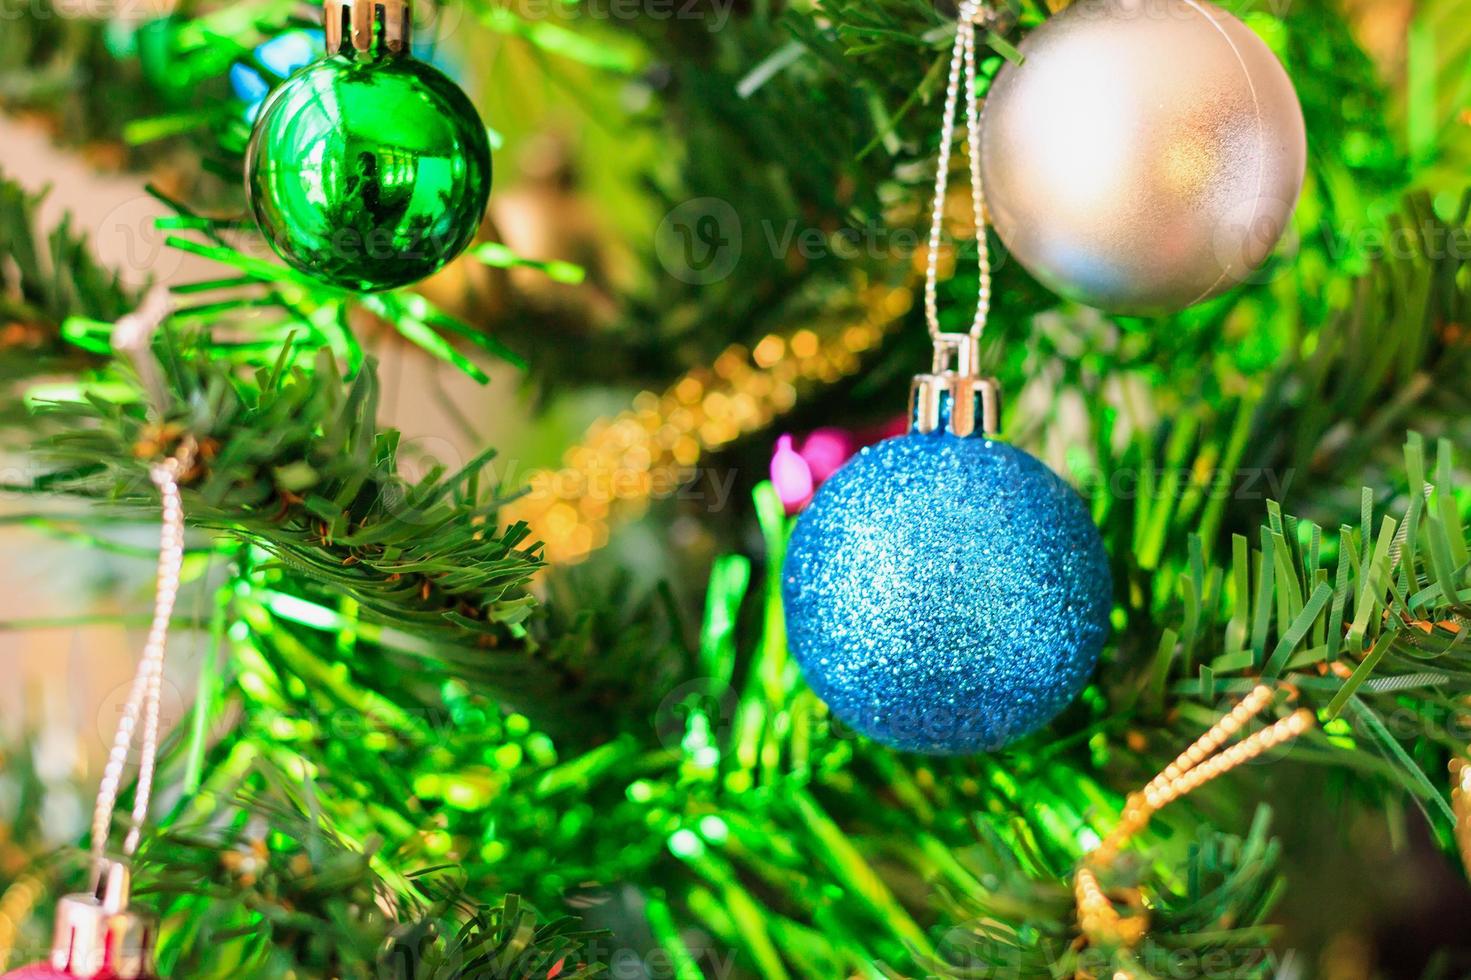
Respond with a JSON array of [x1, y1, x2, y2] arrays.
[[6, 862, 157, 980], [0, 965, 74, 980], [1, 966, 152, 980]]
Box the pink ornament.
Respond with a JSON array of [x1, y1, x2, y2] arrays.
[[794, 428, 855, 484], [770, 434, 815, 515], [770, 418, 910, 515]]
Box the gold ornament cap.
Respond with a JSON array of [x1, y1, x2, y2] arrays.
[[909, 332, 1001, 438], [324, 0, 413, 57], [50, 861, 156, 980]]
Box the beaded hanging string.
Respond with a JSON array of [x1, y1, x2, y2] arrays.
[[1073, 685, 1316, 952], [88, 289, 195, 879], [924, 0, 993, 343]]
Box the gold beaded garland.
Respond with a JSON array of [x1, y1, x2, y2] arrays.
[[1076, 686, 1316, 953], [509, 283, 911, 564]]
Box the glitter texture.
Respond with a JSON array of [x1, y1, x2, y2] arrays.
[[782, 431, 1112, 754]]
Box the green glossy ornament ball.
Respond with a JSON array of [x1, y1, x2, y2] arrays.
[[245, 54, 491, 292]]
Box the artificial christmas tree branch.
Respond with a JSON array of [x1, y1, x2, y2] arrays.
[[0, 177, 138, 352], [26, 342, 551, 658]]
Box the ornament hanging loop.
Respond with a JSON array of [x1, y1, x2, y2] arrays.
[[930, 331, 977, 376], [51, 859, 156, 979], [91, 289, 194, 881], [913, 0, 1000, 439], [325, 0, 413, 57], [923, 0, 992, 342]]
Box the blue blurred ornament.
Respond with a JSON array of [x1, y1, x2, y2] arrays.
[[232, 27, 459, 121], [231, 31, 324, 119], [257, 29, 322, 78], [781, 326, 1110, 754]]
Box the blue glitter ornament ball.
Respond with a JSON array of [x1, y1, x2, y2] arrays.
[[782, 431, 1112, 754]]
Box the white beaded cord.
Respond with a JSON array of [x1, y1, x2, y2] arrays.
[[90, 289, 190, 874], [924, 0, 993, 341], [92, 455, 189, 867]]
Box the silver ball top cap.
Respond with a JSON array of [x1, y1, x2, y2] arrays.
[[51, 861, 155, 980]]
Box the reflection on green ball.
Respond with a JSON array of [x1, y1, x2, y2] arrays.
[[245, 54, 492, 292]]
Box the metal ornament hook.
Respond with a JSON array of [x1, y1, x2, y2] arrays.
[[909, 332, 1001, 438], [52, 859, 156, 979]]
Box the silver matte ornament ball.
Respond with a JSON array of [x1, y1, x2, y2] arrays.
[[979, 0, 1307, 315]]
